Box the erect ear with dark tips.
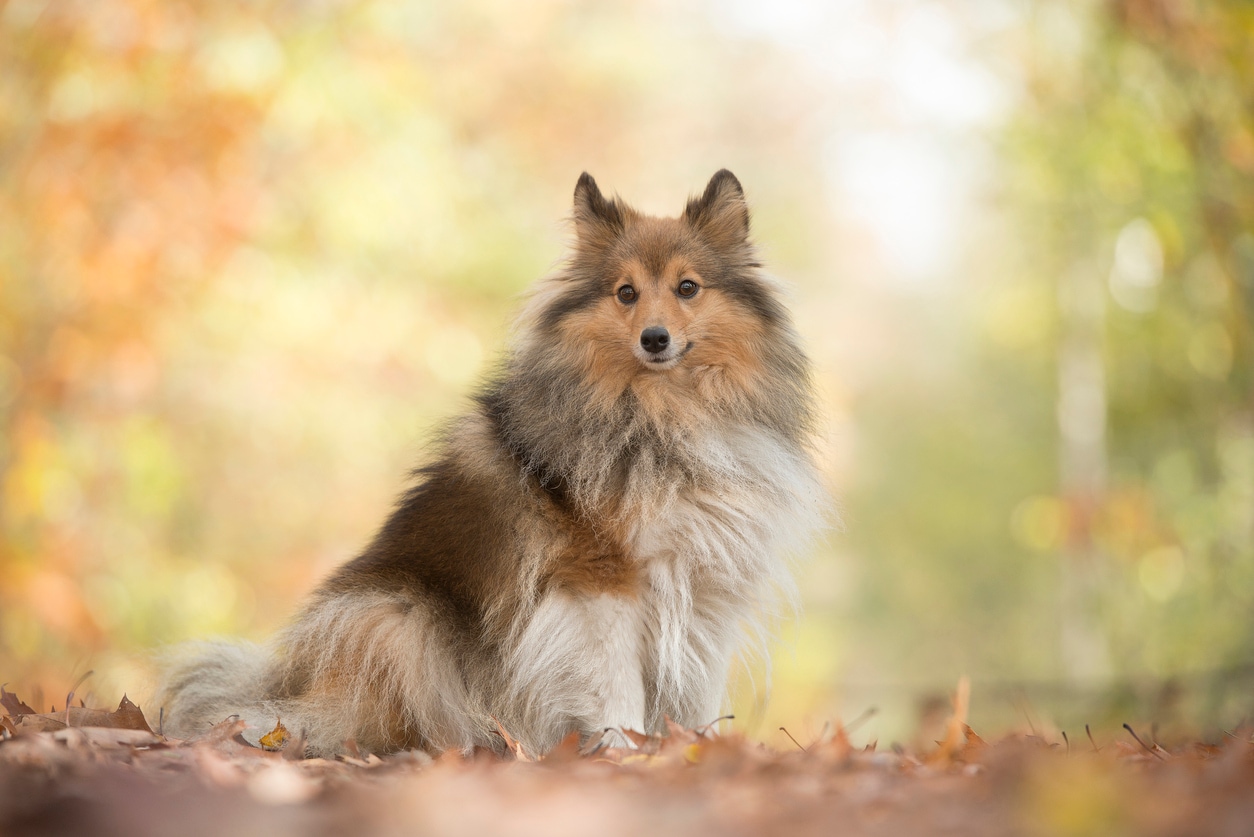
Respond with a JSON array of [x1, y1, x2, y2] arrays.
[[684, 169, 749, 247], [573, 172, 625, 239]]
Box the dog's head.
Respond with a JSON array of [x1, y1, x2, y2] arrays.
[[527, 171, 789, 400]]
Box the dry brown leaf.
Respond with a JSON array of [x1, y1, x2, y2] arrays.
[[663, 716, 698, 744], [621, 727, 653, 749], [492, 716, 532, 762], [656, 717, 701, 760], [696, 731, 769, 770], [958, 723, 989, 762], [815, 720, 854, 762], [1, 686, 36, 716], [5, 694, 153, 734], [185, 717, 255, 752], [541, 730, 583, 763]]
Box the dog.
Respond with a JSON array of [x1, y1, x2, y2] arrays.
[[156, 170, 825, 757]]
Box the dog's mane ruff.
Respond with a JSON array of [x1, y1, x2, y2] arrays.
[[156, 596, 492, 755], [501, 255, 818, 512]]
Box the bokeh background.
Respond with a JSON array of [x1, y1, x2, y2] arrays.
[[2, 0, 1251, 745]]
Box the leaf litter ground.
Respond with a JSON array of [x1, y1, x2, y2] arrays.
[[2, 679, 1253, 836]]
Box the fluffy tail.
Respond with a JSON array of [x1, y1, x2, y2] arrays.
[[152, 594, 491, 755], [151, 641, 273, 742]]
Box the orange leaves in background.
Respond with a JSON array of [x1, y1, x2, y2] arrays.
[[0, 1, 293, 683]]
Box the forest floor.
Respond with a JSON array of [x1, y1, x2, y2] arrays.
[[2, 681, 1253, 837]]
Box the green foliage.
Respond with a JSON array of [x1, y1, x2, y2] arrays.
[[1002, 0, 1254, 676]]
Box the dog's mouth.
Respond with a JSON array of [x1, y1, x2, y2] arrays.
[[642, 341, 694, 369]]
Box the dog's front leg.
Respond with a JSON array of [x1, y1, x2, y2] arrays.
[[508, 591, 646, 752]]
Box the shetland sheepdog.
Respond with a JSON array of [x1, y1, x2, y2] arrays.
[[156, 170, 824, 756]]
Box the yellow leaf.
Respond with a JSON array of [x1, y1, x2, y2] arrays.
[[259, 718, 289, 751]]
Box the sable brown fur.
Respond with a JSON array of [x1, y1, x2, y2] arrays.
[[155, 170, 826, 757]]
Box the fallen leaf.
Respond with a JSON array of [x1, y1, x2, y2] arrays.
[[185, 717, 255, 752], [1, 686, 36, 716], [260, 718, 290, 751], [541, 730, 583, 763], [958, 723, 989, 762], [621, 728, 652, 749], [927, 676, 971, 765], [492, 716, 532, 762], [663, 716, 697, 743], [6, 694, 153, 734], [816, 720, 853, 762]]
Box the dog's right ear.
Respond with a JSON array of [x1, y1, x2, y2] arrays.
[[684, 169, 749, 249], [573, 173, 625, 240]]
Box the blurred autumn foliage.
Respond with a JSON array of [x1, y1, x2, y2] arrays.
[[2, 1, 280, 666], [998, 0, 1254, 701], [0, 0, 836, 707], [1, 0, 1252, 744]]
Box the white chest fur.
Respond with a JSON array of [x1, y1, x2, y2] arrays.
[[507, 424, 823, 751], [629, 426, 823, 727]]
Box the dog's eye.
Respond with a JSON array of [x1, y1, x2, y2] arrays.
[[616, 285, 636, 303], [677, 279, 699, 298]]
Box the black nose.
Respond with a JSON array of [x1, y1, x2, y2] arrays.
[[640, 326, 670, 354]]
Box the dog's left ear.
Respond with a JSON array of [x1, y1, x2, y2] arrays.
[[684, 169, 750, 247]]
